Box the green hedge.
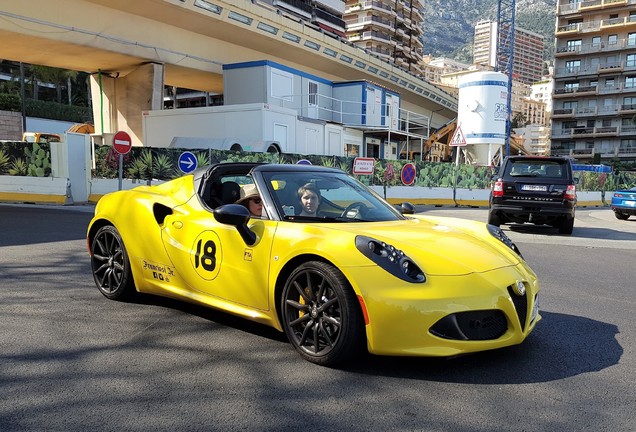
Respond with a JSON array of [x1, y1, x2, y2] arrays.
[[0, 92, 92, 123], [90, 144, 636, 191], [2, 138, 635, 190]]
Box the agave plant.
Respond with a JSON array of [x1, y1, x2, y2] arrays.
[[0, 149, 10, 175], [9, 158, 28, 176], [128, 149, 153, 179], [152, 153, 174, 180], [195, 151, 210, 168]]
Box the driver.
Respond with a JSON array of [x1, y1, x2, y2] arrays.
[[297, 183, 321, 216]]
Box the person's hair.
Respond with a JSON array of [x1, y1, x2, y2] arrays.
[[297, 183, 321, 200]]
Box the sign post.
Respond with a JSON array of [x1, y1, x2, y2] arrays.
[[448, 125, 466, 207], [113, 131, 132, 191]]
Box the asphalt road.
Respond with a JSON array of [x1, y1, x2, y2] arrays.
[[1, 203, 635, 432]]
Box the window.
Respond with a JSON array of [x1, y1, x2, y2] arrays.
[[567, 39, 581, 52], [592, 36, 601, 47], [308, 81, 318, 106], [608, 35, 618, 46], [564, 81, 579, 91], [627, 54, 636, 68], [602, 119, 611, 127], [565, 60, 580, 73], [629, 33, 636, 47], [626, 76, 636, 89], [606, 78, 615, 87], [563, 101, 578, 109]]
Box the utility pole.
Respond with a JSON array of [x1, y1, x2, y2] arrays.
[[495, 0, 516, 158]]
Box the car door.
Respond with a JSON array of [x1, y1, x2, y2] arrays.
[[160, 207, 276, 311]]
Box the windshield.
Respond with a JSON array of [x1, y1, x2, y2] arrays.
[[262, 171, 404, 222], [505, 160, 566, 179]]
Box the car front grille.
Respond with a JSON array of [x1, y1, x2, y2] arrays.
[[507, 285, 528, 330], [429, 310, 508, 341]]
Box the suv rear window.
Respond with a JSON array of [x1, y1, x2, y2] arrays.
[[504, 160, 566, 179]]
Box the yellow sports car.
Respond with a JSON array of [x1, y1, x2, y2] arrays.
[[88, 162, 540, 366]]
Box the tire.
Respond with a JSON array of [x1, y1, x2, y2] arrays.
[[487, 211, 501, 227], [614, 212, 629, 221], [281, 261, 365, 366], [558, 217, 574, 235], [90, 225, 135, 300]]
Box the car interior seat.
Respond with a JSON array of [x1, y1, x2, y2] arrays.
[[220, 181, 241, 205]]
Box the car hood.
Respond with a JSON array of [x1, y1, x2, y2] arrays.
[[314, 216, 520, 276]]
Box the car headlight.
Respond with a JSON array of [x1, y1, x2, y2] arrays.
[[487, 224, 523, 258], [355, 236, 426, 283]]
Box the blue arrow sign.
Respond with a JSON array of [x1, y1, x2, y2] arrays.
[[178, 151, 198, 174]]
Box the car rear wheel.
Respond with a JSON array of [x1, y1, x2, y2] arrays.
[[614, 212, 629, 220], [558, 217, 574, 235], [281, 261, 365, 366], [91, 225, 135, 300]]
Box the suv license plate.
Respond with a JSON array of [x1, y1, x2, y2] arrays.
[[522, 184, 547, 192]]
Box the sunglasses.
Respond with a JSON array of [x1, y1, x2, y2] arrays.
[[249, 198, 262, 204]]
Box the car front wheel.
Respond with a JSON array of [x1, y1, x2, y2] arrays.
[[90, 225, 135, 300], [281, 261, 365, 366]]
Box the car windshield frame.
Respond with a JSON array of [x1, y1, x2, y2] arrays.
[[258, 169, 406, 223]]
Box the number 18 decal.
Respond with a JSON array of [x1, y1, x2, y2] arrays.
[[191, 231, 222, 280]]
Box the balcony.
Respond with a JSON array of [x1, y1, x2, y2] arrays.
[[619, 125, 636, 135], [274, 0, 312, 18], [552, 108, 575, 118], [597, 105, 620, 116], [619, 103, 636, 113], [313, 8, 346, 34], [598, 62, 623, 73], [595, 126, 619, 135], [345, 15, 394, 32], [577, 107, 598, 117], [572, 127, 595, 136], [571, 148, 595, 157]]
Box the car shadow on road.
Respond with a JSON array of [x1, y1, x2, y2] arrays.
[[346, 311, 622, 383], [130, 293, 621, 383]]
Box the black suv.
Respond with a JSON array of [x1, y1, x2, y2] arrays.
[[488, 156, 577, 235]]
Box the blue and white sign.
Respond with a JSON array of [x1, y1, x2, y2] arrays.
[[178, 151, 198, 173], [572, 164, 612, 173]]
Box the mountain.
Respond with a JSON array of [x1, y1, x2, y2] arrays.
[[422, 0, 557, 64]]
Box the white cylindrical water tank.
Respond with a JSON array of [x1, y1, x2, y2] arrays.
[[457, 71, 508, 165]]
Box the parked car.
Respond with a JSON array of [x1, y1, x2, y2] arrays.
[[88, 163, 541, 366], [611, 187, 636, 220], [488, 156, 577, 235]]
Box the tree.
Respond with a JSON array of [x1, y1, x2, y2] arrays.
[[511, 112, 528, 129], [27, 65, 78, 104]]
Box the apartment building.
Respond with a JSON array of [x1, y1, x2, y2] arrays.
[[343, 0, 425, 75], [551, 0, 636, 162], [473, 20, 545, 85], [267, 0, 347, 36]]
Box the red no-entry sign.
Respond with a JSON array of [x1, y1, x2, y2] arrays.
[[113, 131, 132, 155]]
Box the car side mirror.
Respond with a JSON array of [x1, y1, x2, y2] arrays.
[[401, 202, 416, 215], [213, 204, 257, 245]]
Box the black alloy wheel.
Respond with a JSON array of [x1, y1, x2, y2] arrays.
[[91, 225, 135, 300], [281, 261, 364, 366]]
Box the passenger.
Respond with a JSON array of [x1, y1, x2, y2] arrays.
[[297, 183, 321, 216], [236, 184, 263, 217]]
